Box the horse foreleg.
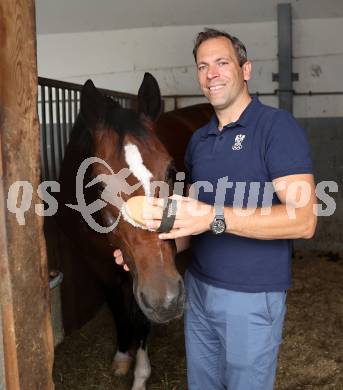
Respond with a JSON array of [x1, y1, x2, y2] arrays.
[[131, 345, 151, 390], [112, 350, 133, 376], [104, 285, 133, 376], [131, 302, 151, 390]]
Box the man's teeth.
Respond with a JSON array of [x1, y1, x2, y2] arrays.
[[209, 85, 224, 91]]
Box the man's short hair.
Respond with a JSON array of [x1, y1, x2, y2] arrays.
[[193, 28, 248, 67]]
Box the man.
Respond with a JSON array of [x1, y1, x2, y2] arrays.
[[114, 28, 317, 389]]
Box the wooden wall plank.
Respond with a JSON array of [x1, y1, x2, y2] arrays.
[[0, 0, 54, 388], [0, 308, 7, 390]]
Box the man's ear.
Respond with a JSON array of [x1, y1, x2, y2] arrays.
[[137, 73, 162, 122], [80, 79, 105, 128], [242, 61, 252, 82]]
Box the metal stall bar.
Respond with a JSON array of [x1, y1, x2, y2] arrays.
[[73, 90, 78, 123], [40, 85, 49, 181], [38, 77, 138, 182], [55, 88, 63, 179], [47, 86, 56, 181], [276, 3, 295, 113], [61, 88, 68, 153], [67, 89, 73, 144]]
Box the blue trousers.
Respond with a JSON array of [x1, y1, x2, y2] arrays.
[[184, 271, 287, 390]]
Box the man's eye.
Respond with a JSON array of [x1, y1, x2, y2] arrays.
[[218, 62, 228, 66], [198, 65, 206, 71]]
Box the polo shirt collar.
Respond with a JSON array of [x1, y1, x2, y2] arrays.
[[206, 115, 220, 135], [206, 96, 262, 135], [235, 96, 261, 127]]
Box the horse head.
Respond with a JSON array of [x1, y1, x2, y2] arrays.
[[79, 73, 185, 323]]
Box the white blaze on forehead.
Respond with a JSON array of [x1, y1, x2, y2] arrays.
[[124, 143, 153, 196]]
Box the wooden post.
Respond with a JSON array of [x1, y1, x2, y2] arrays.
[[0, 0, 54, 389]]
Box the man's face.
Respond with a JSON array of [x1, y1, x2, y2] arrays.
[[196, 37, 251, 110]]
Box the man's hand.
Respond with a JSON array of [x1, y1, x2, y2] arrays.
[[113, 249, 130, 271], [113, 235, 191, 270], [144, 195, 214, 240]]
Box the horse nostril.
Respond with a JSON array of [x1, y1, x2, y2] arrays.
[[140, 292, 152, 310]]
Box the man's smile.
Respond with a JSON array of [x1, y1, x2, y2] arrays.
[[207, 84, 225, 94]]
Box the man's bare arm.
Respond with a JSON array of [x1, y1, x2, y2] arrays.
[[223, 174, 317, 240], [147, 174, 317, 241]]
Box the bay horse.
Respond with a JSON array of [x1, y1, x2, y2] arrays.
[[56, 73, 185, 390], [156, 102, 213, 172]]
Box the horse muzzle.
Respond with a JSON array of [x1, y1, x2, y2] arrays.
[[134, 276, 185, 323]]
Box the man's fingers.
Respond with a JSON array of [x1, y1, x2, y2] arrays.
[[158, 228, 189, 240], [115, 257, 124, 265], [146, 196, 165, 207], [145, 219, 161, 230], [142, 197, 192, 221], [113, 249, 123, 263], [169, 194, 190, 201], [142, 208, 163, 220], [145, 218, 187, 230], [113, 249, 130, 272], [142, 203, 164, 219], [113, 249, 122, 257]]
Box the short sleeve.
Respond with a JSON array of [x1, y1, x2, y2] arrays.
[[265, 111, 313, 180]]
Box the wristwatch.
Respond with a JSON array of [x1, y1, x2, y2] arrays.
[[209, 204, 226, 235]]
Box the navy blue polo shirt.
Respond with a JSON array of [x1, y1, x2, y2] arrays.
[[184, 97, 313, 292]]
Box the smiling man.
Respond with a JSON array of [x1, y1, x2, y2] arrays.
[[196, 32, 252, 126], [114, 28, 317, 390]]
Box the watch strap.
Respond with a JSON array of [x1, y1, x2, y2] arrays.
[[214, 203, 225, 219]]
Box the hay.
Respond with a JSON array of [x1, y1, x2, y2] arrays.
[[53, 251, 343, 389]]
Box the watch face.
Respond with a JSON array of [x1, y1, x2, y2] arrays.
[[211, 218, 226, 234]]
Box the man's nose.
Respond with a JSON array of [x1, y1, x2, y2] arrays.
[[207, 64, 219, 79]]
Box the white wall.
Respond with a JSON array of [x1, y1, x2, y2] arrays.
[[37, 18, 343, 116]]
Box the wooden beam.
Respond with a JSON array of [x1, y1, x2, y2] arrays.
[[0, 1, 54, 388]]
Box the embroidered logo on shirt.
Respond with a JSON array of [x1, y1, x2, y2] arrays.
[[232, 134, 246, 150]]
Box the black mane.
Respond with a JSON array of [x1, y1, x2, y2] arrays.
[[68, 96, 148, 160], [105, 97, 147, 144]]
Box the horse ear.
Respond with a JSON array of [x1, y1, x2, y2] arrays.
[[81, 79, 105, 128], [137, 73, 162, 122]]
